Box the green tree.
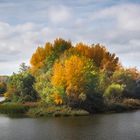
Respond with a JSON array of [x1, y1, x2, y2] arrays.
[[112, 68, 140, 98], [6, 72, 38, 102]]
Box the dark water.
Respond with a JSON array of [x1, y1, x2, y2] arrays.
[[0, 111, 140, 140]]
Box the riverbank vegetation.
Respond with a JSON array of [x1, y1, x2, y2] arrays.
[[1, 38, 140, 117], [0, 76, 8, 96]]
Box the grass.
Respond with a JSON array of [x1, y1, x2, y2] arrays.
[[0, 99, 140, 117], [27, 105, 89, 117], [0, 102, 89, 117], [0, 103, 30, 114]]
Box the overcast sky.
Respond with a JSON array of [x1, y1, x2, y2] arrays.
[[0, 0, 140, 75]]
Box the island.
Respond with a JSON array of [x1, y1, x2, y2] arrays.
[[0, 38, 140, 117]]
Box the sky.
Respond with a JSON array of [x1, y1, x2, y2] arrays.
[[0, 0, 140, 75]]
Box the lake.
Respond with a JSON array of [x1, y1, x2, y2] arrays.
[[0, 111, 140, 140]]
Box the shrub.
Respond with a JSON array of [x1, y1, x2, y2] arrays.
[[104, 83, 124, 99]]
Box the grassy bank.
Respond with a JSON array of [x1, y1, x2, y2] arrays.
[[106, 99, 140, 113], [0, 103, 29, 114], [27, 106, 89, 117], [0, 99, 140, 117], [0, 102, 89, 117]]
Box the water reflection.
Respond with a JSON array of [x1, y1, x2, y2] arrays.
[[0, 111, 140, 140]]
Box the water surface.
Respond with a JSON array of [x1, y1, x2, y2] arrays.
[[0, 111, 140, 140]]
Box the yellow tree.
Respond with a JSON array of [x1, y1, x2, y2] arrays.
[[64, 56, 87, 99], [51, 55, 99, 101], [51, 62, 65, 87]]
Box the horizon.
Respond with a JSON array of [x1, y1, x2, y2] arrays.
[[0, 0, 140, 75]]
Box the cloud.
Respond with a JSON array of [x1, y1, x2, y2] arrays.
[[48, 5, 72, 24], [90, 3, 140, 31], [0, 22, 42, 74], [0, 1, 140, 74], [0, 21, 73, 75]]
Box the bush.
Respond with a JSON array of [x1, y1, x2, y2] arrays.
[[104, 83, 124, 99]]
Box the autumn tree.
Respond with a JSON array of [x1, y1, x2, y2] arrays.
[[53, 38, 72, 54], [75, 43, 120, 75], [44, 38, 72, 71], [30, 38, 73, 74], [51, 55, 99, 102]]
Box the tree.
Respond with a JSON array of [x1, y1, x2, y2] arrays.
[[44, 38, 72, 70], [34, 71, 54, 104], [51, 62, 65, 87], [52, 55, 99, 101], [6, 72, 38, 102], [19, 63, 29, 73], [75, 43, 120, 75], [112, 68, 140, 98], [30, 47, 47, 71], [53, 38, 72, 54]]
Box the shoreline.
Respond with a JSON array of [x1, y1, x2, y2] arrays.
[[0, 100, 140, 118]]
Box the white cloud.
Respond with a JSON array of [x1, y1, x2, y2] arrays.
[[0, 1, 140, 74], [48, 5, 72, 23], [90, 3, 140, 31], [0, 21, 73, 74], [0, 22, 44, 74]]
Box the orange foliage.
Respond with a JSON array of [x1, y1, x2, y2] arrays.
[[30, 47, 46, 68], [44, 42, 53, 56], [64, 56, 88, 98], [125, 68, 140, 80], [30, 42, 53, 73], [51, 63, 65, 87], [75, 43, 120, 73], [75, 43, 90, 57], [51, 55, 91, 99], [51, 93, 63, 105]]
